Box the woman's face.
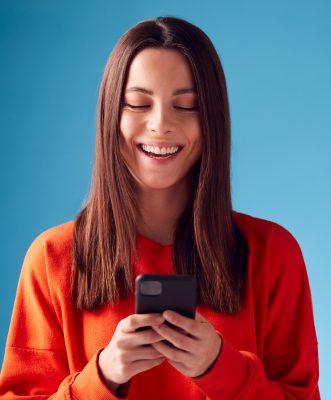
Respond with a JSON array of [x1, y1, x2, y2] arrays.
[[119, 48, 202, 191]]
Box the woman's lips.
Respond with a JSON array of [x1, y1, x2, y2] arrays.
[[136, 144, 183, 161], [138, 142, 184, 149]]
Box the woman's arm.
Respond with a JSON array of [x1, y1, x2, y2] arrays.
[[0, 235, 125, 399], [191, 335, 319, 399], [152, 226, 320, 399]]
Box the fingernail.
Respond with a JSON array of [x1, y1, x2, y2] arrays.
[[163, 310, 172, 319]]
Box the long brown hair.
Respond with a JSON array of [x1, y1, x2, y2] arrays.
[[71, 16, 249, 313]]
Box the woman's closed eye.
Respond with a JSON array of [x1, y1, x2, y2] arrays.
[[124, 103, 198, 111], [176, 106, 199, 111], [124, 104, 149, 109]]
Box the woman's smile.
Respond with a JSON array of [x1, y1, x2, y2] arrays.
[[136, 142, 184, 163]]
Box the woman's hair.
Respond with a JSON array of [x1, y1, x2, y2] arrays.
[[71, 16, 249, 313]]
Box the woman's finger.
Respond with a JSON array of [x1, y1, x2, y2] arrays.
[[129, 357, 166, 377], [118, 328, 165, 349], [152, 323, 194, 352], [121, 313, 165, 333], [195, 311, 208, 322], [152, 339, 193, 364], [162, 310, 202, 338], [125, 345, 165, 363]]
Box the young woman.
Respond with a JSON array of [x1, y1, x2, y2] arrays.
[[0, 16, 320, 399]]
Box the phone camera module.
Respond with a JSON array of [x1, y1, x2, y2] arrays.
[[140, 281, 162, 295]]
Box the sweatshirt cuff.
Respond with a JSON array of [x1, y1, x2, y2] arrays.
[[71, 348, 131, 399], [191, 332, 250, 398]]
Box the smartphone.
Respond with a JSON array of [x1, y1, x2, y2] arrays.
[[135, 274, 197, 332]]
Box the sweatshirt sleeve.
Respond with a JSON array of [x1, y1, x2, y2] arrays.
[[0, 234, 130, 399], [190, 225, 320, 399]]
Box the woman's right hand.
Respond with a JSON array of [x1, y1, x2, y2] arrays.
[[98, 313, 166, 392]]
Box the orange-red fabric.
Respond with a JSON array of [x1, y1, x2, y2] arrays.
[[0, 211, 320, 399]]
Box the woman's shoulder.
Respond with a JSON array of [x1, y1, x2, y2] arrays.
[[232, 211, 308, 286], [21, 219, 77, 281], [232, 210, 302, 255], [233, 210, 296, 237], [32, 219, 76, 250]]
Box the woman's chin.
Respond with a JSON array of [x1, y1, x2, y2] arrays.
[[135, 177, 183, 191], [140, 182, 178, 191]]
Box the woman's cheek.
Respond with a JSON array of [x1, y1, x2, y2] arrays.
[[120, 113, 142, 139], [187, 117, 202, 141]]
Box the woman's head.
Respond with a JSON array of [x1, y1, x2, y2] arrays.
[[96, 16, 231, 203]]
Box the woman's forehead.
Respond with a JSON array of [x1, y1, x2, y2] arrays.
[[125, 48, 195, 90]]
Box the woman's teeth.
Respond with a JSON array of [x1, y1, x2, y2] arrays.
[[141, 144, 179, 155]]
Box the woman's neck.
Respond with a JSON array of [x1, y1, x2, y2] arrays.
[[136, 178, 193, 245]]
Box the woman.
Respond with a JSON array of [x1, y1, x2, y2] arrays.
[[0, 16, 320, 399]]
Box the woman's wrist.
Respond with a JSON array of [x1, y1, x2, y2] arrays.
[[102, 377, 121, 393], [97, 349, 121, 393]]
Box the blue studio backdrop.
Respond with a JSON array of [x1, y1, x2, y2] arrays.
[[1, 1, 330, 397]]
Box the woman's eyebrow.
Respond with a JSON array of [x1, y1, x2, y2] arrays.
[[125, 86, 196, 96]]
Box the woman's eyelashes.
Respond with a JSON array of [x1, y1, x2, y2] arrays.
[[123, 103, 198, 111], [124, 104, 148, 109]]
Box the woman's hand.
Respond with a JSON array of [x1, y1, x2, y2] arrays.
[[98, 313, 167, 392], [151, 310, 222, 378]]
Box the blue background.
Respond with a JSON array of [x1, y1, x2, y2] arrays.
[[1, 0, 330, 396]]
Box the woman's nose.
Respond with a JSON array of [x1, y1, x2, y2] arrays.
[[146, 104, 174, 134]]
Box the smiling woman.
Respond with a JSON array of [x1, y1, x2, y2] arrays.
[[0, 16, 320, 400]]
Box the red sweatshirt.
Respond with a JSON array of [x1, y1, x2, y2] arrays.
[[0, 211, 319, 399]]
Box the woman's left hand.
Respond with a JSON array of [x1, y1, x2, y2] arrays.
[[151, 310, 222, 378]]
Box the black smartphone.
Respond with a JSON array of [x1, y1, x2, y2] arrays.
[[135, 274, 197, 332]]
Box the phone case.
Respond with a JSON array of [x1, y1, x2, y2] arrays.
[[135, 274, 197, 318]]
